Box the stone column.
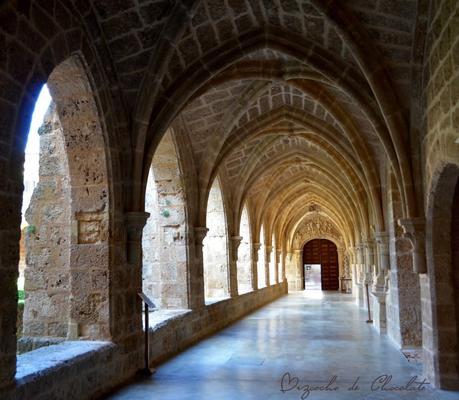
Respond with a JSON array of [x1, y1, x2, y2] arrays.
[[125, 212, 151, 266], [251, 243, 261, 291], [190, 227, 208, 309], [354, 243, 365, 307], [265, 245, 272, 286], [294, 249, 302, 290], [398, 218, 427, 274], [275, 249, 281, 284], [229, 236, 242, 297], [281, 250, 286, 283], [349, 247, 357, 286], [385, 218, 422, 348], [363, 239, 375, 285], [370, 232, 390, 333], [337, 248, 344, 290], [373, 232, 390, 292], [117, 212, 150, 348], [364, 240, 377, 311], [286, 251, 294, 289]]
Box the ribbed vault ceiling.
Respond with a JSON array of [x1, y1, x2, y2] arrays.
[[127, 0, 420, 251]]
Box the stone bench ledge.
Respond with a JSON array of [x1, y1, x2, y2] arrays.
[[15, 341, 114, 385]]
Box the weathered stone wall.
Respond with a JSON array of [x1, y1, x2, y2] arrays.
[[23, 103, 72, 338], [143, 130, 188, 309], [419, 0, 459, 389], [422, 0, 459, 190], [49, 58, 112, 341], [203, 179, 229, 300]]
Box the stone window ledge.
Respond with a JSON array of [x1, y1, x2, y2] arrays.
[[15, 341, 114, 385], [147, 309, 191, 331], [204, 297, 231, 307]]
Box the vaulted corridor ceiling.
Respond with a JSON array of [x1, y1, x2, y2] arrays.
[[137, 0, 421, 253], [1, 0, 458, 398]]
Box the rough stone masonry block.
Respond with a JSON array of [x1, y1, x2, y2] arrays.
[[76, 211, 108, 244]]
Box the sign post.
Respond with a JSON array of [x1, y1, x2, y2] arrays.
[[138, 293, 157, 376], [365, 283, 373, 324]]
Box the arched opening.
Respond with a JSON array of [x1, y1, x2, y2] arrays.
[[19, 56, 111, 353], [237, 204, 252, 294], [142, 129, 188, 310], [203, 178, 229, 302], [302, 239, 339, 291], [426, 164, 459, 389], [258, 224, 267, 289]]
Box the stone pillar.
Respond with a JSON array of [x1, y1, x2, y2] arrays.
[[281, 250, 286, 282], [275, 249, 281, 284], [398, 218, 427, 274], [294, 249, 302, 290], [374, 232, 390, 292], [370, 232, 390, 333], [385, 218, 422, 348], [354, 243, 365, 307], [286, 251, 294, 289], [265, 245, 272, 286], [251, 243, 260, 291], [190, 227, 208, 309], [125, 212, 151, 266], [363, 239, 375, 285], [337, 248, 344, 290], [349, 247, 357, 286], [229, 236, 242, 297], [119, 212, 150, 347]]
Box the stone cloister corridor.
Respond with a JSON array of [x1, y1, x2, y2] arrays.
[[105, 292, 459, 400], [0, 0, 458, 399]]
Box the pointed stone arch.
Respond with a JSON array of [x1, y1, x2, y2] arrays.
[[142, 129, 189, 310], [237, 204, 252, 294], [22, 55, 112, 343], [203, 177, 230, 301], [423, 163, 459, 389]]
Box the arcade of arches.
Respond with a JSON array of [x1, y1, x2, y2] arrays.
[[0, 0, 458, 398]]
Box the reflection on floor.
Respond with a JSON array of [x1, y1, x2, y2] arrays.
[[104, 291, 459, 400]]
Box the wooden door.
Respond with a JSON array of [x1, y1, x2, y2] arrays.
[[303, 239, 339, 290]]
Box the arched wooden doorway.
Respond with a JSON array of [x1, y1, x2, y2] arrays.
[[303, 239, 339, 290]]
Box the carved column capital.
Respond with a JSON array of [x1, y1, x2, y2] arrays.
[[125, 211, 150, 236], [276, 248, 282, 263], [398, 217, 427, 274], [375, 231, 390, 252], [230, 236, 243, 262], [265, 244, 273, 256], [194, 226, 209, 247], [252, 242, 261, 262]]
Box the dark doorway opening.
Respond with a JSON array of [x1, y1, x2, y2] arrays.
[[303, 239, 339, 290]]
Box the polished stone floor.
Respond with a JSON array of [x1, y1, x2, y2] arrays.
[[104, 291, 459, 400]]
